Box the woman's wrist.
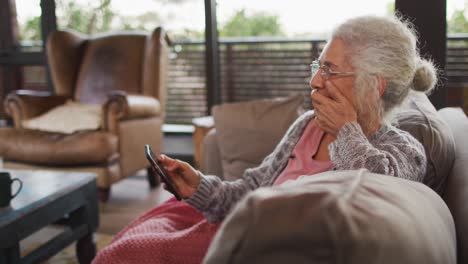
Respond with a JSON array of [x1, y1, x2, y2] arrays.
[[185, 170, 202, 199]]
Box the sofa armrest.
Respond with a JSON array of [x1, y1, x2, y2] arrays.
[[4, 90, 69, 128], [205, 170, 456, 264], [439, 107, 468, 263], [202, 128, 224, 179], [102, 90, 162, 133]]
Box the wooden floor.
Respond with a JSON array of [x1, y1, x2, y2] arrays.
[[98, 170, 173, 235]]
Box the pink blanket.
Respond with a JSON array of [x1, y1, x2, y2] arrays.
[[92, 198, 221, 264]]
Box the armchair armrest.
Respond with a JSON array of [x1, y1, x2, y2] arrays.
[[4, 90, 69, 128], [102, 90, 162, 133]]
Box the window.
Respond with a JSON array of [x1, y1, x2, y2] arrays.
[[16, 0, 42, 52], [8, 0, 468, 122]]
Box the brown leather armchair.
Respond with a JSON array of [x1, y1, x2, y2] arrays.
[[0, 27, 170, 201]]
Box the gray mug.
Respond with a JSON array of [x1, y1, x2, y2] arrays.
[[0, 172, 23, 207]]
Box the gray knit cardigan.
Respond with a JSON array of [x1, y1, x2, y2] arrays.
[[186, 111, 427, 223]]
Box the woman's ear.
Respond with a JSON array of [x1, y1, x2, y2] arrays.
[[377, 76, 387, 97]]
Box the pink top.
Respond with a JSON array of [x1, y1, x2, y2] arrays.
[[273, 120, 333, 186]]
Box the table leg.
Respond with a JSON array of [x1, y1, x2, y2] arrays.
[[147, 166, 160, 188], [76, 232, 96, 264], [0, 244, 20, 264]]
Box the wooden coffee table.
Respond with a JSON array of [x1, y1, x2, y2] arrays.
[[0, 170, 99, 263]]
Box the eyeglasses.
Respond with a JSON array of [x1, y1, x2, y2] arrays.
[[310, 60, 355, 80]]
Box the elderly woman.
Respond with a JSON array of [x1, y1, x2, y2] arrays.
[[160, 15, 436, 223], [93, 15, 436, 264]]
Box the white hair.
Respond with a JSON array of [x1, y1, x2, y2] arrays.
[[331, 15, 438, 131]]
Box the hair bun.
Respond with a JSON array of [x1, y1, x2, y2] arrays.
[[412, 58, 437, 93]]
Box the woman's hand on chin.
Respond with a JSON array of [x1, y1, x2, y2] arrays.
[[311, 81, 358, 136]]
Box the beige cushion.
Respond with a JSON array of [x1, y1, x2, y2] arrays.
[[22, 100, 102, 134], [213, 95, 305, 181], [396, 91, 456, 194], [204, 169, 456, 264], [439, 107, 468, 263]]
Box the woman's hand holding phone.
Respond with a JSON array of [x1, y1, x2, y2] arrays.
[[156, 154, 201, 199]]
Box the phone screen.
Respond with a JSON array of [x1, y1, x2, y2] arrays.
[[145, 144, 182, 201]]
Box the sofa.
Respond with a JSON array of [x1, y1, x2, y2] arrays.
[[200, 92, 467, 263]]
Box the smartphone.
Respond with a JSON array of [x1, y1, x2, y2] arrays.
[[144, 144, 182, 201]]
